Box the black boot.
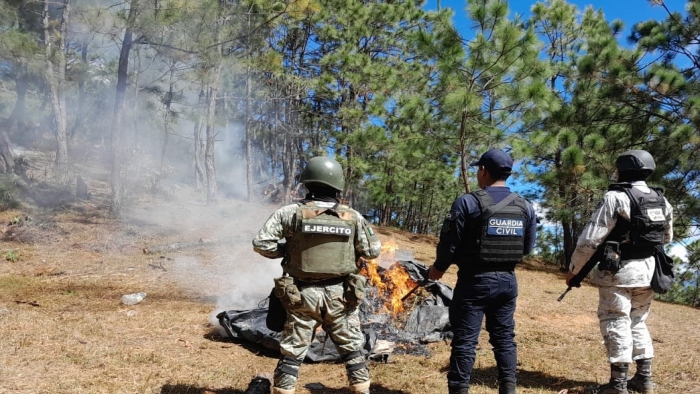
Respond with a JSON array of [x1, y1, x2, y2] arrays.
[[591, 363, 629, 394], [448, 385, 469, 394], [627, 359, 653, 394], [498, 380, 516, 394]]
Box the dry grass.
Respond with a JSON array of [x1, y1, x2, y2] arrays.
[[0, 162, 699, 394]]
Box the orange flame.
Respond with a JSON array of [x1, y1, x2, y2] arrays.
[[359, 239, 417, 316]]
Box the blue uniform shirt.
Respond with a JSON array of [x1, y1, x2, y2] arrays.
[[434, 186, 537, 272]]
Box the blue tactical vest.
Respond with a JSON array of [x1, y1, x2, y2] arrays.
[[463, 190, 529, 269]]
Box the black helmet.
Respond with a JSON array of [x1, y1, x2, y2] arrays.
[[299, 156, 345, 191], [615, 150, 656, 176]]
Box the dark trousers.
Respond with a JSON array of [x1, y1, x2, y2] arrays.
[[447, 271, 518, 389]]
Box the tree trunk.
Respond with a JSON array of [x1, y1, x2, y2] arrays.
[[194, 85, 206, 191], [9, 64, 27, 138], [3, 64, 24, 173], [283, 132, 297, 203], [110, 0, 139, 215], [459, 108, 470, 194], [423, 188, 434, 234], [158, 61, 176, 188], [379, 164, 393, 226], [405, 199, 414, 232], [70, 41, 89, 142], [0, 122, 14, 174], [379, 198, 391, 227], [245, 68, 254, 201], [132, 45, 141, 146], [558, 150, 580, 272], [204, 82, 218, 205], [344, 144, 354, 206], [43, 0, 70, 179]]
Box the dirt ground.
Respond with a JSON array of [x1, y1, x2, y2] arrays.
[[0, 165, 699, 394]]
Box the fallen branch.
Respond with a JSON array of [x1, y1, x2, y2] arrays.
[[15, 300, 40, 307], [142, 238, 220, 255]]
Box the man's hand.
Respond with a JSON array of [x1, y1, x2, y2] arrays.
[[565, 271, 575, 287], [428, 265, 445, 281]]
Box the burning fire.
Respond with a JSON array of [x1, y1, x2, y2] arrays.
[[360, 240, 418, 315]]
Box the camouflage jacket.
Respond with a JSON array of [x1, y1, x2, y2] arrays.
[[570, 181, 674, 287]]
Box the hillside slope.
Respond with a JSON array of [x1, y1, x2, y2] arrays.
[[0, 182, 697, 394]]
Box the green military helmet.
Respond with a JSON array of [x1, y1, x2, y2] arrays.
[[299, 156, 345, 191]]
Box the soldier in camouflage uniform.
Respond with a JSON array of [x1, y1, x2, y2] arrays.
[[567, 150, 673, 394], [253, 156, 382, 394]]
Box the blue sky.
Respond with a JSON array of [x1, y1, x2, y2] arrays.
[[423, 0, 688, 43], [419, 0, 693, 261]]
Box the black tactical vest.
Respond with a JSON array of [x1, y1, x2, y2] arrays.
[[607, 183, 667, 259], [466, 190, 529, 266]]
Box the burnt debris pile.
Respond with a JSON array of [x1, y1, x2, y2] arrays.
[[217, 261, 454, 362]]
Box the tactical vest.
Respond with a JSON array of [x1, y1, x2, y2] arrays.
[[467, 190, 528, 264], [284, 201, 359, 281], [607, 183, 667, 259]]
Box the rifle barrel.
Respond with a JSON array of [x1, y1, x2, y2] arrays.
[[401, 278, 428, 301], [557, 287, 572, 302]]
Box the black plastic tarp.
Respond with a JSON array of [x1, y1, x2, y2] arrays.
[[217, 261, 452, 362]]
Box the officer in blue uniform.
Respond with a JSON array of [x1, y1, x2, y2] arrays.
[[429, 149, 537, 394]]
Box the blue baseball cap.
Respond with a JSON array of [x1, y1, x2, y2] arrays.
[[470, 148, 513, 174]]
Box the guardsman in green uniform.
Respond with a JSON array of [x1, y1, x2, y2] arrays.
[[253, 156, 382, 394]]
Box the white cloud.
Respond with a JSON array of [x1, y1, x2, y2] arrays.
[[669, 243, 689, 263]]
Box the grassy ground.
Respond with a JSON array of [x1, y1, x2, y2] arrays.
[[0, 160, 698, 394]]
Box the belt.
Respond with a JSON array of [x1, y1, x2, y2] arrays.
[[620, 245, 655, 259], [294, 276, 347, 287]]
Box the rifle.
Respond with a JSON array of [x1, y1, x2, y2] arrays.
[[558, 243, 608, 302]]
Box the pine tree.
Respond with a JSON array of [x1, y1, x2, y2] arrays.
[[424, 0, 552, 194], [524, 1, 651, 269], [0, 1, 42, 173], [629, 0, 700, 303]]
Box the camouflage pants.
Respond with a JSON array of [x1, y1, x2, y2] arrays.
[[597, 286, 654, 364], [274, 281, 369, 391]]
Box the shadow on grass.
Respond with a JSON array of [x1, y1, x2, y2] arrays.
[[229, 339, 280, 359], [465, 365, 594, 393], [161, 376, 271, 394], [518, 258, 565, 275], [203, 328, 280, 358], [304, 383, 409, 394], [159, 365, 594, 394], [160, 382, 409, 394], [160, 385, 245, 394]]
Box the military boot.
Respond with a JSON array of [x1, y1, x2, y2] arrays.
[[351, 380, 370, 394], [587, 364, 629, 394], [448, 384, 469, 394], [498, 380, 516, 394], [272, 388, 295, 394], [627, 359, 653, 394]]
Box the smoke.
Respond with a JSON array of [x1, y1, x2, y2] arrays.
[[4, 0, 299, 337]]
